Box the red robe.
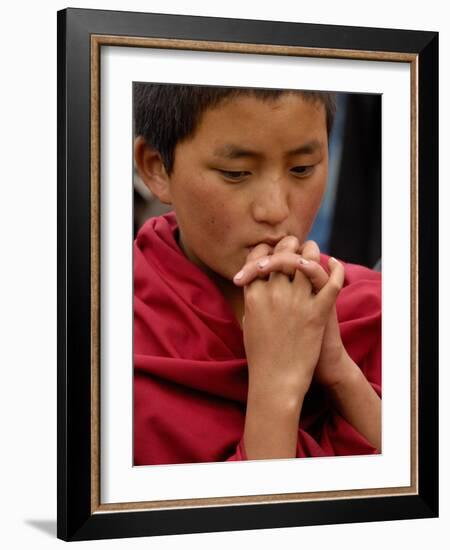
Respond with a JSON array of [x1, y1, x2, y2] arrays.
[[134, 212, 381, 465]]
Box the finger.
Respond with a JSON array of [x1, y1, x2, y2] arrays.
[[299, 239, 320, 263], [268, 268, 290, 283], [242, 236, 298, 277], [243, 277, 268, 311], [315, 257, 345, 313], [246, 242, 273, 262], [234, 251, 328, 287], [293, 257, 329, 292], [234, 243, 273, 283], [234, 251, 301, 286], [266, 250, 298, 281], [269, 236, 300, 283], [243, 277, 264, 299], [273, 235, 300, 255]]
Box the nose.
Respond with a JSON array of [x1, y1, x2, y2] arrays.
[[251, 178, 290, 226]]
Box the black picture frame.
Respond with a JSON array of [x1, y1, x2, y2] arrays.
[[57, 7, 438, 542]]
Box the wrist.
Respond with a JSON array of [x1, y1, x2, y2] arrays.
[[247, 369, 310, 408], [324, 352, 362, 391], [247, 384, 304, 417], [244, 385, 304, 460]]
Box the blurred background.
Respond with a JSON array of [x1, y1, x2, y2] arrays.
[[133, 91, 381, 270]]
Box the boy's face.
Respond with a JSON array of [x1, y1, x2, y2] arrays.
[[166, 93, 328, 282]]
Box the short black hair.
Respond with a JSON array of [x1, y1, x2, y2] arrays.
[[133, 83, 336, 175]]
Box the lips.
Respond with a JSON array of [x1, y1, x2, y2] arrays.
[[246, 238, 287, 256], [250, 236, 287, 248]]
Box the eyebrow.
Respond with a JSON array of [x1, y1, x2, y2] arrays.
[[212, 140, 323, 160]]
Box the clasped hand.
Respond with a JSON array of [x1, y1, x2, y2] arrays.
[[233, 236, 349, 391]]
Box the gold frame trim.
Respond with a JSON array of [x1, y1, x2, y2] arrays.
[[90, 35, 419, 514]]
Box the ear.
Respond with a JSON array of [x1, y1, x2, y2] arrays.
[[134, 136, 173, 205]]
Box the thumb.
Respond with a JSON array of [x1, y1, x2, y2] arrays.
[[316, 257, 345, 313], [299, 240, 320, 263]]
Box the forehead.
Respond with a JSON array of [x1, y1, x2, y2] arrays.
[[186, 93, 328, 153]]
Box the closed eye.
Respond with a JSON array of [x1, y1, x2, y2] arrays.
[[219, 170, 251, 181], [290, 165, 315, 177]]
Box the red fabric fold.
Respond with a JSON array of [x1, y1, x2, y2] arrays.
[[134, 212, 381, 465]]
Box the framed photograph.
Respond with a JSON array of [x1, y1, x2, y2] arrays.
[[57, 7, 438, 541]]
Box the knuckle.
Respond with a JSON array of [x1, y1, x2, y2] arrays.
[[277, 251, 296, 267], [305, 238, 319, 249], [269, 285, 290, 307], [285, 235, 300, 248], [292, 291, 305, 311], [328, 280, 342, 295], [301, 240, 321, 261], [275, 235, 299, 252], [247, 243, 272, 260], [269, 286, 283, 304], [302, 259, 318, 272], [244, 285, 260, 307], [263, 258, 287, 273]]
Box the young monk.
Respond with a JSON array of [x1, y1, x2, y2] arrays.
[[133, 84, 381, 465]]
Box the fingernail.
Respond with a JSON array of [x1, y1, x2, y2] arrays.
[[330, 257, 339, 264], [298, 257, 309, 265], [234, 270, 245, 280], [257, 258, 270, 268]]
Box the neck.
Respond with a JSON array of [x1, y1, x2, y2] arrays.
[[176, 227, 245, 327], [213, 275, 245, 328]]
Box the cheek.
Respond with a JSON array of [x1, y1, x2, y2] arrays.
[[310, 190, 324, 213], [292, 184, 326, 229], [204, 206, 233, 244], [309, 172, 327, 210], [175, 173, 237, 247]]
